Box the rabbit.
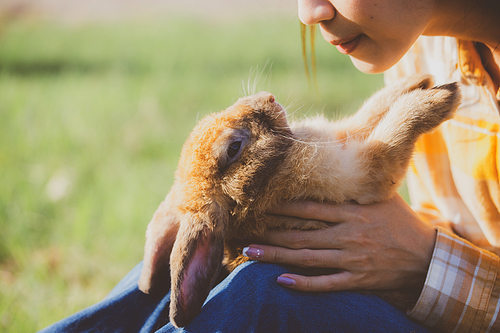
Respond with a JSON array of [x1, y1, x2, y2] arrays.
[[137, 75, 461, 328]]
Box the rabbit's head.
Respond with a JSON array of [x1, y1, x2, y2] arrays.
[[138, 92, 293, 327], [176, 91, 292, 215]]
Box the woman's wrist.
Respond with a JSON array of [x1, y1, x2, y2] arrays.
[[408, 226, 437, 291]]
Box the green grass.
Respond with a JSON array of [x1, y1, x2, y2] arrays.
[[0, 16, 383, 331]]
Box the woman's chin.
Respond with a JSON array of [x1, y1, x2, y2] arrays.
[[349, 56, 394, 74]]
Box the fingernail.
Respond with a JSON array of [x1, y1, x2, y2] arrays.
[[277, 276, 296, 286], [242, 247, 263, 259]]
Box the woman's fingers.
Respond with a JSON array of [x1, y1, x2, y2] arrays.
[[268, 200, 352, 223], [259, 228, 344, 249], [241, 244, 366, 292], [276, 272, 355, 292], [243, 245, 344, 269]]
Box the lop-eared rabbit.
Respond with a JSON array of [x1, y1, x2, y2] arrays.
[[138, 75, 461, 328]]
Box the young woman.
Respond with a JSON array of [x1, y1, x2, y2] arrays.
[[244, 1, 500, 332], [40, 0, 500, 332]]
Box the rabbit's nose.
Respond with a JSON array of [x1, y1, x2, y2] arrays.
[[255, 91, 275, 104]]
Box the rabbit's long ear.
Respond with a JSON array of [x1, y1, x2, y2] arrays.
[[337, 75, 434, 139], [169, 210, 226, 328], [138, 192, 180, 295], [357, 82, 461, 203]]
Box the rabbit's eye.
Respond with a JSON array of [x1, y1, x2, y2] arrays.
[[227, 140, 242, 159]]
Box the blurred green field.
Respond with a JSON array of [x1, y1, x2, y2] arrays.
[[0, 15, 383, 332]]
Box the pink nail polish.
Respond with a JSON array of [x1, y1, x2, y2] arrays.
[[242, 247, 263, 259], [277, 276, 296, 286]]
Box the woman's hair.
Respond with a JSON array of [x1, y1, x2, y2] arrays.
[[301, 22, 319, 92]]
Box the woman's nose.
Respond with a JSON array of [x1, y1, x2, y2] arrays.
[[298, 0, 335, 25]]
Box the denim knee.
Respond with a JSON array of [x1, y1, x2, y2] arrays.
[[176, 261, 430, 333]]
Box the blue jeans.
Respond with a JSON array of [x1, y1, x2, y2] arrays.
[[39, 261, 430, 333]]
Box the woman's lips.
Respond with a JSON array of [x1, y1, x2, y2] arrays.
[[332, 35, 361, 55]]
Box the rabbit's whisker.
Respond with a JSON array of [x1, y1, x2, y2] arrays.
[[284, 103, 306, 118], [276, 133, 344, 148]]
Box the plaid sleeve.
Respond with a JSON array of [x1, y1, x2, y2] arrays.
[[408, 227, 500, 332]]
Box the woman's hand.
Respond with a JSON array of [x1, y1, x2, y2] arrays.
[[243, 194, 436, 293]]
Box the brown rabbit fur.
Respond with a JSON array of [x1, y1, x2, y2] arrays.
[[138, 75, 461, 328]]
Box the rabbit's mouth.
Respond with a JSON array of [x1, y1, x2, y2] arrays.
[[267, 100, 292, 135]]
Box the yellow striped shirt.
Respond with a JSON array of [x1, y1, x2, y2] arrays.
[[385, 36, 500, 332]]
